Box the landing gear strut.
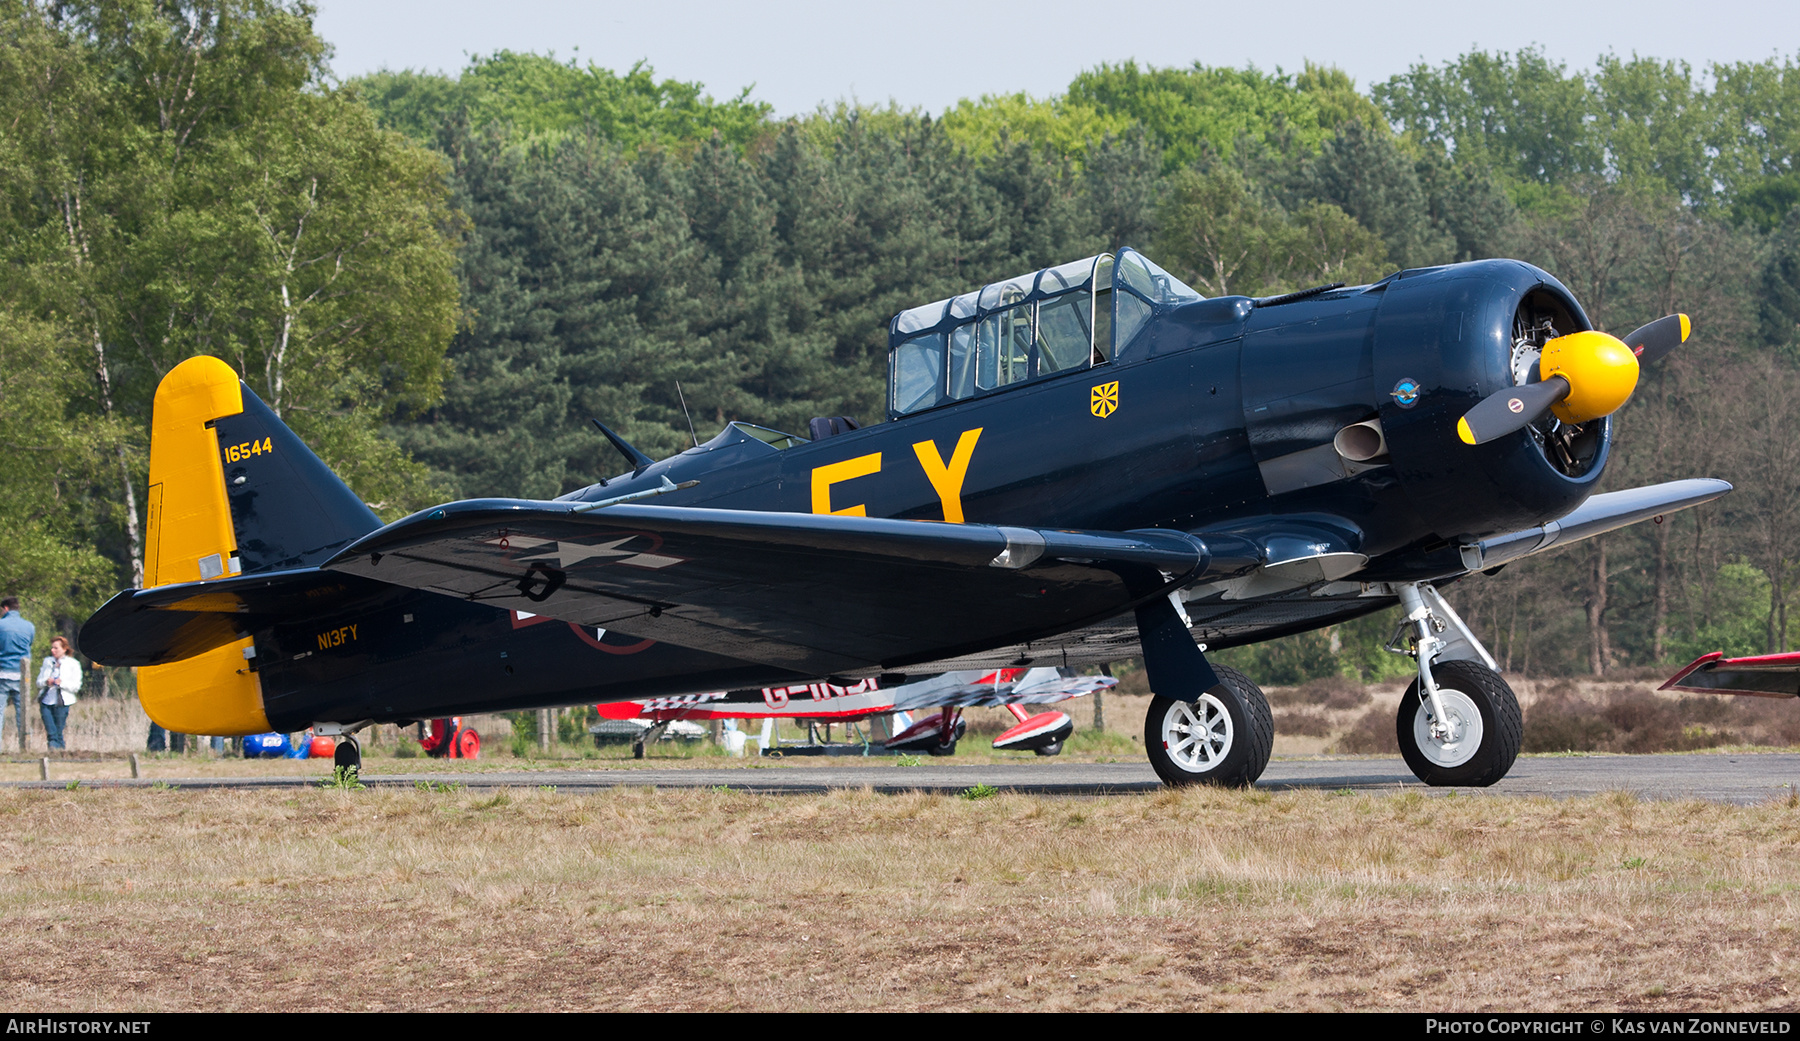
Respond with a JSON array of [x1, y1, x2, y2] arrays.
[[1134, 593, 1273, 788], [631, 720, 672, 760], [1388, 583, 1521, 786], [883, 707, 965, 756], [926, 708, 964, 757]]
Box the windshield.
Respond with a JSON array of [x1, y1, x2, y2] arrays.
[[886, 250, 1200, 418]]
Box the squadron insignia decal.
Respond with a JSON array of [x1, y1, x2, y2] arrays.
[[1090, 381, 1119, 418]]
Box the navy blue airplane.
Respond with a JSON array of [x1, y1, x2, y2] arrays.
[[81, 248, 1727, 787]]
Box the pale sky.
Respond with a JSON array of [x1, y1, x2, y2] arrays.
[[315, 0, 1796, 116]]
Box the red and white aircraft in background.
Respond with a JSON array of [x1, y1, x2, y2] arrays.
[[595, 667, 1115, 757], [1663, 652, 1800, 698]]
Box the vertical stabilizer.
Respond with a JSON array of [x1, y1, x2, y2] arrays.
[[213, 386, 381, 573], [139, 356, 354, 736]]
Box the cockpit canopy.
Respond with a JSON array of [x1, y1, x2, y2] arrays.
[[887, 248, 1201, 418]]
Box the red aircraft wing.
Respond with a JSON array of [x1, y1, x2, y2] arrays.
[[1661, 651, 1800, 698]]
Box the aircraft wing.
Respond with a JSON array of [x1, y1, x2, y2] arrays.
[[1464, 479, 1731, 572], [875, 479, 1736, 674], [1661, 652, 1800, 698], [322, 500, 1237, 676]]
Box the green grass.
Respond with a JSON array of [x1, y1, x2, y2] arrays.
[[1064, 728, 1140, 756], [317, 766, 365, 791]]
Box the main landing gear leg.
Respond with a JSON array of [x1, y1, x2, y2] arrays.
[[1135, 594, 1272, 787], [928, 707, 961, 757], [1387, 583, 1521, 787], [632, 720, 667, 760]]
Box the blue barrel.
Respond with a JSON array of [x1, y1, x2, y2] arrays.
[[242, 732, 292, 759]]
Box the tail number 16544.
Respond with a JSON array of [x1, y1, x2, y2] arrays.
[[224, 437, 274, 463]]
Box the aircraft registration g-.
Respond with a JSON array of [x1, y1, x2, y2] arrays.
[[82, 248, 1730, 787]]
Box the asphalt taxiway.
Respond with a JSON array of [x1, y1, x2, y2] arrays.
[[5, 753, 1798, 804]]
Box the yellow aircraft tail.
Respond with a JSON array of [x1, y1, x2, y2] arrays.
[[136, 357, 268, 736]]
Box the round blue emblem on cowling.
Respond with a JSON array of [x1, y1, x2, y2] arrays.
[[1391, 378, 1421, 408]]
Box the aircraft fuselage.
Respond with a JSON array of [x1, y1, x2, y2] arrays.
[[156, 259, 1613, 730]]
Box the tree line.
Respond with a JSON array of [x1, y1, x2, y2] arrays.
[[4, 0, 1800, 682]]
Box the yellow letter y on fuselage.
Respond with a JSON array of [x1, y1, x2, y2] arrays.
[[912, 428, 983, 523]]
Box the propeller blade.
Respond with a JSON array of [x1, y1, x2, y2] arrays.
[[1621, 314, 1691, 366], [1456, 376, 1570, 445]]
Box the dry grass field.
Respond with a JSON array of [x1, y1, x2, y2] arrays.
[[2, 782, 1798, 1012], [3, 677, 1796, 1012]]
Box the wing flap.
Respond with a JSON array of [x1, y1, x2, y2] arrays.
[[322, 500, 1210, 674]]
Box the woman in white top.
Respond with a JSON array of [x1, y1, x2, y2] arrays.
[[37, 636, 80, 750]]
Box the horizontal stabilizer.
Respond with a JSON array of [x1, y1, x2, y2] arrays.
[[322, 500, 1216, 675], [80, 569, 392, 667]]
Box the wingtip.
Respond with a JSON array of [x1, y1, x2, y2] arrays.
[[1659, 651, 1721, 691]]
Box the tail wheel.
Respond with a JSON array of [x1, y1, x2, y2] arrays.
[[1395, 660, 1522, 787], [457, 728, 481, 760], [1144, 665, 1273, 788], [332, 736, 361, 773]]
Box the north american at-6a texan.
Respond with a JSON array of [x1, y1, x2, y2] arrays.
[[82, 249, 1728, 786]]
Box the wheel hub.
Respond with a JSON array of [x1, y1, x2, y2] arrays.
[[1413, 688, 1484, 768], [1162, 693, 1234, 772]]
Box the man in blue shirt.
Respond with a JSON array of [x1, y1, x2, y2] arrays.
[[0, 597, 36, 751]]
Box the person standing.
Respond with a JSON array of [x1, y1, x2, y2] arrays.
[[36, 637, 80, 751], [0, 597, 34, 751]]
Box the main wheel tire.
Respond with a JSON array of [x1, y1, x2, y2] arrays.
[[1395, 660, 1522, 787], [1033, 740, 1063, 757], [1144, 665, 1273, 788]]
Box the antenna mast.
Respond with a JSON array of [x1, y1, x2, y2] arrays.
[[675, 382, 700, 447]]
